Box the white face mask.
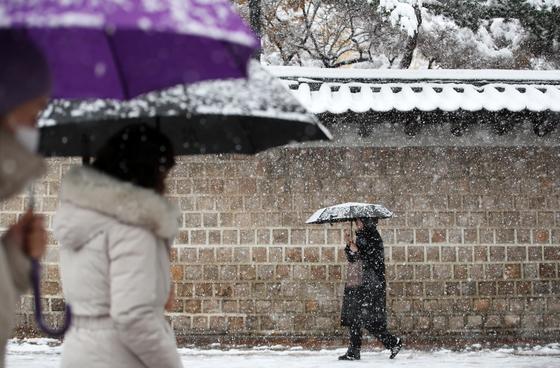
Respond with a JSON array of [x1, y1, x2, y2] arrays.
[[13, 126, 40, 153]]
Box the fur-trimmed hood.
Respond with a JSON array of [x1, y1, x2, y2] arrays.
[[55, 166, 179, 247]]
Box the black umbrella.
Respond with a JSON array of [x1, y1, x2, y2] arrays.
[[39, 61, 332, 159], [306, 202, 394, 225]]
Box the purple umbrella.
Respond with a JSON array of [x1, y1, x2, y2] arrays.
[[0, 0, 259, 99], [2, 0, 257, 338]]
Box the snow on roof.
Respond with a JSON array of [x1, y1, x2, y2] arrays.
[[266, 66, 560, 114], [266, 65, 560, 82]]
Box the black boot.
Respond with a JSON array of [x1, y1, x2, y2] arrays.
[[338, 349, 361, 361], [389, 337, 402, 359]]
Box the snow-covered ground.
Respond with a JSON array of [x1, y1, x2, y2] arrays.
[[6, 339, 560, 368]]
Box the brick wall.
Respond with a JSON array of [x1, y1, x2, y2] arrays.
[[5, 146, 560, 342]]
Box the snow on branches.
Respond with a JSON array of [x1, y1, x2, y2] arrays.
[[374, 0, 422, 36]]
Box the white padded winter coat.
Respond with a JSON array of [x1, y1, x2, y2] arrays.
[[53, 167, 183, 368]]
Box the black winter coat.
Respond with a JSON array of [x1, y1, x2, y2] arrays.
[[340, 226, 388, 331]]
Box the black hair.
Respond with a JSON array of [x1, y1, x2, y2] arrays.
[[359, 217, 378, 230], [92, 123, 175, 192]]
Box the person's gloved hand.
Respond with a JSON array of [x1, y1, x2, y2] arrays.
[[3, 209, 47, 260], [345, 229, 358, 252]]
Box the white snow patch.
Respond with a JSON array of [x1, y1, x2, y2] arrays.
[[5, 340, 560, 368]]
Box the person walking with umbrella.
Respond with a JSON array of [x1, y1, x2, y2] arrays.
[[339, 217, 402, 360], [0, 31, 49, 368], [53, 123, 183, 368], [306, 203, 402, 360]]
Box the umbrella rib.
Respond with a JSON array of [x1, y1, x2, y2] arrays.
[[105, 33, 131, 100]]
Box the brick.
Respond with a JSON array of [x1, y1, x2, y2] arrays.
[[469, 264, 485, 280], [303, 247, 320, 263], [252, 247, 268, 262], [504, 264, 522, 279], [449, 316, 465, 330], [208, 230, 221, 244], [407, 246, 425, 262], [257, 229, 271, 245], [430, 229, 446, 243], [449, 229, 462, 244], [523, 264, 539, 279], [464, 229, 478, 244], [478, 282, 496, 296], [290, 229, 306, 245], [544, 246, 560, 261], [433, 265, 452, 280], [516, 229, 531, 244], [395, 265, 414, 280], [504, 315, 520, 328], [273, 229, 289, 244], [326, 229, 342, 245], [194, 284, 213, 297], [415, 265, 431, 280], [507, 246, 527, 261], [405, 282, 423, 297], [537, 211, 555, 226], [539, 263, 556, 278], [489, 246, 505, 262], [516, 281, 532, 295], [426, 246, 440, 262], [441, 247, 456, 262], [466, 315, 483, 329], [496, 229, 515, 243], [170, 265, 184, 281], [474, 299, 491, 313], [285, 247, 302, 262], [485, 315, 501, 328], [473, 246, 488, 262], [461, 281, 477, 296], [454, 265, 468, 280], [457, 246, 473, 262], [425, 282, 444, 297], [221, 230, 238, 245], [528, 246, 543, 261], [521, 314, 543, 329], [391, 246, 406, 262], [233, 247, 250, 262], [239, 265, 257, 280], [321, 247, 336, 263], [415, 229, 430, 244], [308, 229, 325, 245], [240, 230, 255, 244], [497, 281, 515, 295], [480, 229, 494, 244], [534, 229, 550, 244], [191, 230, 207, 245]]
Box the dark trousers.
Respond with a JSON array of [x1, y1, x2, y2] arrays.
[[348, 323, 398, 351]]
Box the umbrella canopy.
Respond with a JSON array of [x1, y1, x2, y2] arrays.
[[306, 202, 394, 225], [38, 61, 332, 157], [0, 0, 258, 100]]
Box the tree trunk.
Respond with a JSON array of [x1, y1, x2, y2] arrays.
[[399, 5, 422, 69], [249, 0, 262, 59]]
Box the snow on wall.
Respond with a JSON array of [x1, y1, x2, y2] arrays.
[[283, 82, 560, 114], [266, 66, 560, 114]]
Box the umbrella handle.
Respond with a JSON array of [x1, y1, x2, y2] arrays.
[[31, 259, 72, 338]]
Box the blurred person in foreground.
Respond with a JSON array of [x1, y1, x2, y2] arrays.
[[0, 31, 49, 368]]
